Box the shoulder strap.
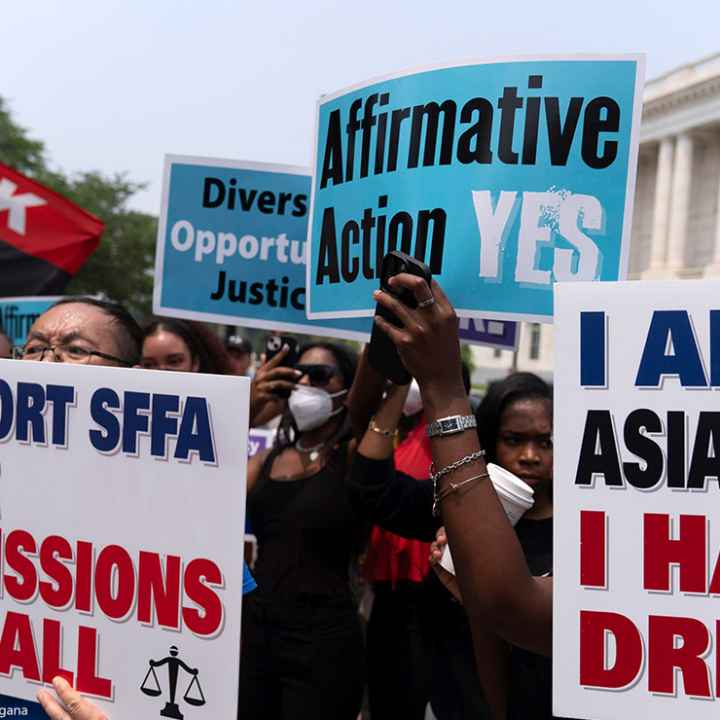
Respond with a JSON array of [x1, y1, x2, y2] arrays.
[[250, 443, 283, 497]]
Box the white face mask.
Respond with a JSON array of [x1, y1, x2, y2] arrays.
[[288, 385, 347, 432], [402, 380, 423, 417]]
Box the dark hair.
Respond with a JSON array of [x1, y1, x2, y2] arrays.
[[51, 297, 142, 364], [297, 341, 357, 390], [226, 334, 252, 354], [274, 341, 358, 451], [142, 318, 232, 374], [475, 372, 552, 464]]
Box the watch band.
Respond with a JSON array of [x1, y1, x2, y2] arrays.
[[427, 414, 477, 438]]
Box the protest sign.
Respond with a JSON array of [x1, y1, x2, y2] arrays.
[[554, 279, 720, 719], [153, 155, 515, 349], [153, 155, 372, 341], [458, 317, 518, 350], [248, 427, 275, 457], [0, 295, 59, 347], [0, 360, 249, 720], [307, 56, 644, 323]]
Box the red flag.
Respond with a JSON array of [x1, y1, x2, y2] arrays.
[[0, 163, 103, 295]]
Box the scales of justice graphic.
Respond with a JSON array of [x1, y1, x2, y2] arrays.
[[141, 645, 206, 719]]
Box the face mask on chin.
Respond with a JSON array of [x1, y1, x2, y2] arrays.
[[288, 385, 347, 432]]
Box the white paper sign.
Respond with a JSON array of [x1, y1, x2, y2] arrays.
[[0, 360, 249, 720], [554, 279, 720, 719]]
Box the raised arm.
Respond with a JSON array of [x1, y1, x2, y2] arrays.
[[373, 274, 553, 656], [348, 382, 438, 541], [346, 345, 387, 440]]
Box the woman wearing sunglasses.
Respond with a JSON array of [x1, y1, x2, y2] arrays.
[[240, 341, 368, 720]]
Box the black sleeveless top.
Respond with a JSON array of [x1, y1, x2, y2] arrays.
[[248, 444, 368, 597]]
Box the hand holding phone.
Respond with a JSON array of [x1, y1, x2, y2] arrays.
[[264, 334, 300, 398], [368, 251, 432, 384]]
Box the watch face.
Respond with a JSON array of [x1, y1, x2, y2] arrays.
[[440, 419, 456, 432]]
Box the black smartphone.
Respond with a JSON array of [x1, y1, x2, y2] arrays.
[[368, 251, 432, 384], [265, 334, 300, 397]]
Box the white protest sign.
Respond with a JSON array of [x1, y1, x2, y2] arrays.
[[554, 279, 720, 719], [0, 360, 249, 720]]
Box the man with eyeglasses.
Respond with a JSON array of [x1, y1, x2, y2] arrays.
[[15, 297, 142, 366], [17, 296, 257, 720]]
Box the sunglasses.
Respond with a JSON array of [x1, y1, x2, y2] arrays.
[[294, 363, 338, 387]]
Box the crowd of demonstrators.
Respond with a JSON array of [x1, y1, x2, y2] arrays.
[[9, 285, 558, 720]]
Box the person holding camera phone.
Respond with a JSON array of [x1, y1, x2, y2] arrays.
[[366, 272, 562, 720], [240, 339, 374, 720], [352, 365, 554, 719]]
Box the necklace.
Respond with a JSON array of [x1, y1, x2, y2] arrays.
[[296, 439, 325, 462]]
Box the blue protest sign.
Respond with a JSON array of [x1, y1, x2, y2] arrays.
[[154, 156, 371, 340], [458, 317, 518, 350], [307, 56, 644, 323], [0, 296, 60, 347]]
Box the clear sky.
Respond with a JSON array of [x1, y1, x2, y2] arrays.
[[2, 0, 718, 214]]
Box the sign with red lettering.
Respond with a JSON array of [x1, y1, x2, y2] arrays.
[[554, 279, 720, 718], [0, 360, 249, 719]]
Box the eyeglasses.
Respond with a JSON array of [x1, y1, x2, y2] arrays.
[[13, 343, 132, 366], [294, 364, 338, 387]]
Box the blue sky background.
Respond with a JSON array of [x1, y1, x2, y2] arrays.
[[2, 0, 718, 215]]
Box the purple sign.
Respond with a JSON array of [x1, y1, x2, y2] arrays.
[[458, 317, 519, 350], [248, 429, 275, 457]]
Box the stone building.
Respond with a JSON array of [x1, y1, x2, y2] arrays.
[[470, 52, 720, 388]]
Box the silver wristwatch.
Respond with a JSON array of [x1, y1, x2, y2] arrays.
[[427, 414, 477, 438]]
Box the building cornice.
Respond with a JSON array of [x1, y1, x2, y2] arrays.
[[643, 75, 720, 120]]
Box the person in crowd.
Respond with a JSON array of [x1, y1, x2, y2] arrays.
[[239, 341, 368, 720], [369, 273, 559, 719], [226, 333, 254, 375], [363, 380, 432, 720], [0, 329, 12, 358], [352, 362, 552, 718], [18, 299, 254, 716], [20, 297, 142, 366], [362, 362, 477, 720], [141, 317, 232, 373]]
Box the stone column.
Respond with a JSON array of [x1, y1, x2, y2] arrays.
[[705, 158, 720, 276], [646, 137, 674, 275], [666, 132, 694, 272]]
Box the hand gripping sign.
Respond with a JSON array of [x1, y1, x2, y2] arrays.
[[554, 279, 720, 719], [307, 55, 644, 323], [0, 360, 248, 720]]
